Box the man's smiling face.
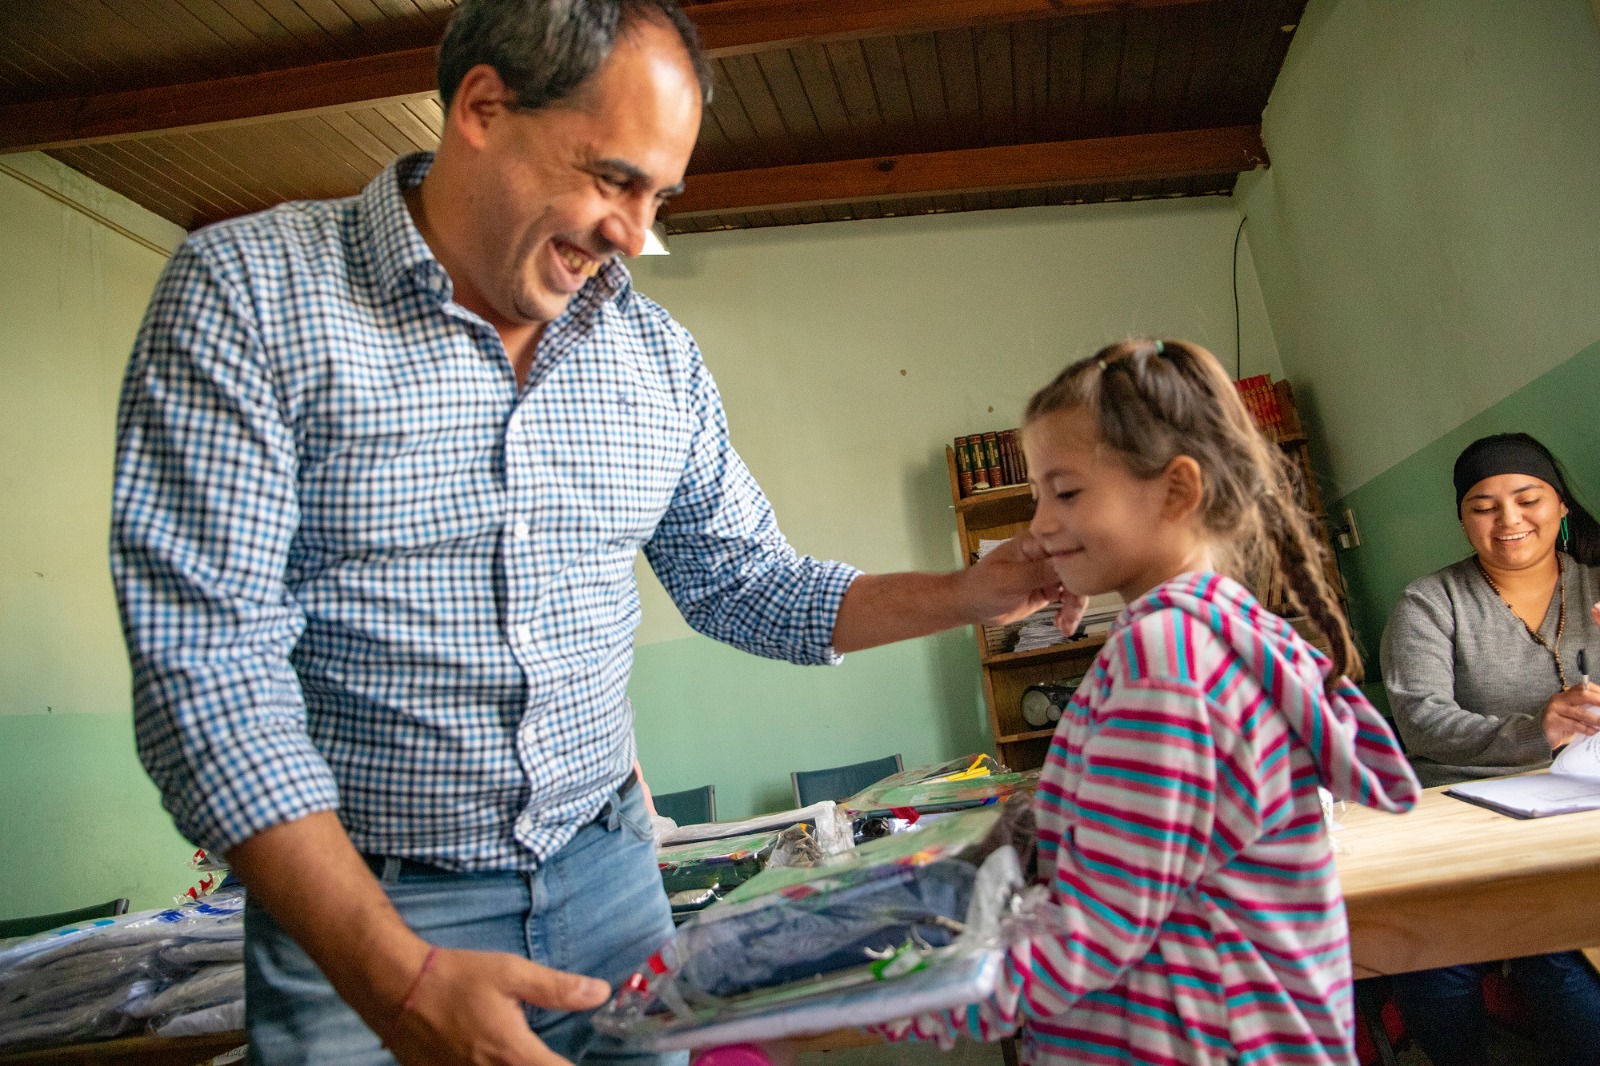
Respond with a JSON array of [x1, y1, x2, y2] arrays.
[[464, 16, 701, 330]]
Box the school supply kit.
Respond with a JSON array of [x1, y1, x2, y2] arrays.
[[615, 761, 1041, 1051]]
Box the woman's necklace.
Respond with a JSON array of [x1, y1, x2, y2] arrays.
[[1476, 554, 1568, 689]]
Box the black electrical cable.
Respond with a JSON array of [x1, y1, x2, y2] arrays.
[[1232, 214, 1247, 381]]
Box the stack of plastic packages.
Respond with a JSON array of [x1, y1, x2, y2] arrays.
[[658, 824, 824, 920], [656, 801, 854, 921], [840, 754, 1038, 841], [0, 889, 245, 1053], [595, 793, 1036, 1052]]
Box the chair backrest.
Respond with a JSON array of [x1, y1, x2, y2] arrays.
[[791, 753, 904, 808], [0, 897, 130, 940], [653, 784, 716, 826]]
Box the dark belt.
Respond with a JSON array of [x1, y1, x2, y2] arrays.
[[361, 768, 638, 880]]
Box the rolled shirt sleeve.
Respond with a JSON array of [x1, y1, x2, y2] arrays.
[[643, 343, 860, 665], [112, 242, 337, 857]]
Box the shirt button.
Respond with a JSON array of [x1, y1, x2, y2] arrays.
[[512, 519, 531, 539], [512, 623, 533, 646]]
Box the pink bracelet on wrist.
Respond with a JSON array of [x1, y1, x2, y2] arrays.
[[382, 944, 440, 1049]]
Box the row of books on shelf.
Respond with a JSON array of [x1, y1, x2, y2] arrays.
[[1234, 374, 1291, 440], [953, 429, 1026, 497]]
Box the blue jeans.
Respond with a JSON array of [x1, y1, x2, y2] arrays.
[[1390, 952, 1600, 1066], [244, 779, 684, 1066]]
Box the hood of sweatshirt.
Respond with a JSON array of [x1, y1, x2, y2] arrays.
[[1124, 572, 1420, 814]]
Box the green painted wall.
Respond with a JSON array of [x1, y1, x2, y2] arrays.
[[626, 198, 1282, 815], [1235, 0, 1600, 679], [0, 154, 190, 918]]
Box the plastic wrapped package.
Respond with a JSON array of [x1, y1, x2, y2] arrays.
[[839, 764, 1038, 823], [126, 963, 244, 1021], [0, 890, 245, 1054], [0, 940, 173, 1026], [0, 979, 160, 1050], [595, 798, 1035, 1050], [153, 998, 245, 1038], [660, 825, 824, 919], [657, 801, 853, 856]]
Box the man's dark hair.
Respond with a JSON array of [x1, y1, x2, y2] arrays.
[[437, 0, 713, 115]]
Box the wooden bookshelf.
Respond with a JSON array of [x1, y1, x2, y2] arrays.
[[945, 443, 1104, 772]]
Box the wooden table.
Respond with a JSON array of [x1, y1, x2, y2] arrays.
[[1335, 782, 1600, 978], [0, 1032, 244, 1066]]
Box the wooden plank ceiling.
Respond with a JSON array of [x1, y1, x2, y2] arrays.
[[0, 0, 1302, 237]]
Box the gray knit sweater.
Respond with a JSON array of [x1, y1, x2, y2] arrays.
[[1381, 552, 1600, 786]]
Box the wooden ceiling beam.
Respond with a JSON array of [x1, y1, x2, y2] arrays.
[[667, 126, 1269, 219], [0, 0, 1209, 153], [692, 0, 1211, 57], [0, 49, 440, 153]]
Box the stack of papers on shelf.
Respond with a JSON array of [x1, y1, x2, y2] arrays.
[[1012, 607, 1066, 652], [973, 540, 1125, 653]]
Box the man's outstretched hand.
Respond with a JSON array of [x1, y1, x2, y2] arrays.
[[383, 947, 611, 1066]]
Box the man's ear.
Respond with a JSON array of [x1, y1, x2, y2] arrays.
[[447, 64, 512, 150], [1162, 455, 1205, 521]]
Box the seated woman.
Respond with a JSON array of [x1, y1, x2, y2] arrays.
[[1382, 431, 1600, 1065]]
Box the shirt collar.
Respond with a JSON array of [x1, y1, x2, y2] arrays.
[[362, 152, 443, 298], [360, 151, 635, 311]]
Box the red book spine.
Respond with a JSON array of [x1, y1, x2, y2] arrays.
[[1000, 429, 1020, 485], [954, 436, 974, 497], [1261, 381, 1284, 436]]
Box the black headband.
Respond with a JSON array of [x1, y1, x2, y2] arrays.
[[1453, 438, 1566, 512]]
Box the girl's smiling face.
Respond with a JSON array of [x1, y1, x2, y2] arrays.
[[1023, 407, 1212, 603]]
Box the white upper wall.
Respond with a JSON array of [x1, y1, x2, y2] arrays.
[[0, 154, 182, 717], [628, 196, 1281, 645]]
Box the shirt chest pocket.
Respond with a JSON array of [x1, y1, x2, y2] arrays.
[[527, 385, 694, 549], [294, 375, 504, 558]]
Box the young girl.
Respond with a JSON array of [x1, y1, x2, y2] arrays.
[[883, 339, 1421, 1064]]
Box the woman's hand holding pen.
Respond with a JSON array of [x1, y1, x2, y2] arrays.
[[1541, 647, 1600, 750]]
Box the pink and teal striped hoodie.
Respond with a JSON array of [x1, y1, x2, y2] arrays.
[[883, 571, 1419, 1065]]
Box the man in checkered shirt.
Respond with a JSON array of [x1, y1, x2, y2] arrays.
[[110, 2, 1062, 1063]]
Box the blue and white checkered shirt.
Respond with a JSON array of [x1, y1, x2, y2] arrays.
[[111, 152, 859, 870]]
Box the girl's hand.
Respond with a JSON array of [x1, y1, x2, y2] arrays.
[[1591, 600, 1600, 628], [1053, 589, 1089, 637], [1540, 683, 1600, 750]]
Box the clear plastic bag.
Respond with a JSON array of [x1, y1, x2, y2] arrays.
[[0, 889, 245, 1053], [153, 997, 245, 1038], [597, 797, 1034, 1051], [126, 963, 244, 1020], [657, 801, 854, 856], [660, 825, 825, 919]]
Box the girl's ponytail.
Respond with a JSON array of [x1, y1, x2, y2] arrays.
[[1260, 485, 1362, 687]]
